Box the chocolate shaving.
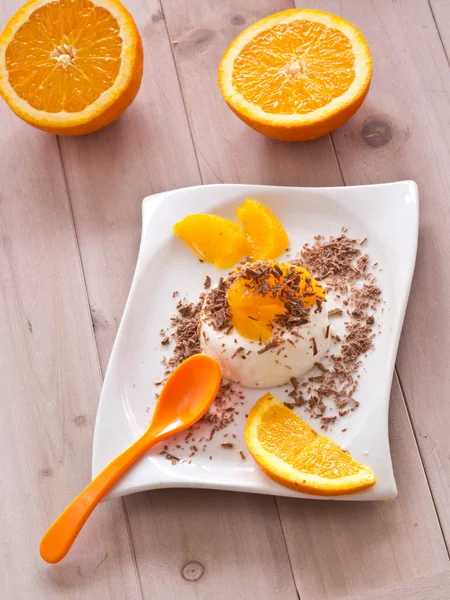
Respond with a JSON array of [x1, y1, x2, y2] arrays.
[[320, 416, 337, 430], [290, 377, 299, 390], [284, 402, 296, 409], [201, 260, 314, 335], [341, 323, 374, 363], [257, 339, 280, 354], [282, 233, 382, 430], [204, 275, 211, 289], [231, 346, 244, 359], [295, 234, 361, 280], [165, 453, 180, 465], [312, 337, 318, 355]]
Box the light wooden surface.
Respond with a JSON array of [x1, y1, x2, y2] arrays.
[[1, 0, 450, 599], [342, 571, 450, 600]]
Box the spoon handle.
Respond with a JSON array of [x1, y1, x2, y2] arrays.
[[40, 434, 155, 563]]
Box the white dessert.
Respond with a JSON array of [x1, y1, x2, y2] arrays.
[[200, 308, 331, 388]]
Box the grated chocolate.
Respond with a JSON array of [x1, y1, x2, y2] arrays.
[[286, 233, 382, 430]]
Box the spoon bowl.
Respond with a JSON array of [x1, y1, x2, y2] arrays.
[[40, 354, 221, 564], [150, 354, 221, 438]]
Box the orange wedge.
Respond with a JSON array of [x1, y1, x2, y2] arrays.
[[0, 0, 143, 135], [218, 9, 372, 141], [237, 199, 288, 260], [173, 213, 249, 269], [245, 393, 376, 495]]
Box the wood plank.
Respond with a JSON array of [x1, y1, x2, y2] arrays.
[[277, 375, 449, 599], [126, 490, 298, 600], [342, 570, 450, 600], [308, 0, 450, 545], [159, 0, 450, 597], [163, 0, 340, 187], [59, 1, 298, 598], [430, 0, 450, 60], [0, 10, 142, 598], [58, 3, 201, 371]]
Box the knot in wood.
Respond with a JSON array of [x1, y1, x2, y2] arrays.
[[231, 15, 246, 25], [182, 560, 204, 581], [361, 118, 393, 147]]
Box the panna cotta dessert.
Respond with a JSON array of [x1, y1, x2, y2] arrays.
[[199, 260, 331, 388]]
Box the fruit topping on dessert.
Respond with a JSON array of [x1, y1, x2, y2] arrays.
[[173, 199, 289, 268], [173, 214, 249, 268], [199, 260, 331, 388], [237, 199, 289, 261]]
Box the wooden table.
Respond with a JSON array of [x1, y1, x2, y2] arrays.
[[2, 0, 450, 598]]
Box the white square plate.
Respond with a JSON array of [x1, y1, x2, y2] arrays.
[[93, 182, 418, 501]]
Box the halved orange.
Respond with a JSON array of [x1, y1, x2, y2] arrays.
[[218, 9, 372, 141], [0, 0, 143, 135], [173, 213, 249, 269], [237, 199, 288, 260], [245, 393, 376, 495]]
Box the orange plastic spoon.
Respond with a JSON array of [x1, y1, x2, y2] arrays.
[[40, 354, 221, 564]]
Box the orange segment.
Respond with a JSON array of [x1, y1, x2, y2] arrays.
[[173, 214, 248, 269], [227, 261, 325, 342], [292, 436, 366, 478], [237, 199, 289, 261], [256, 398, 316, 457], [0, 0, 143, 134], [219, 9, 372, 141], [227, 277, 284, 342], [245, 393, 376, 495]]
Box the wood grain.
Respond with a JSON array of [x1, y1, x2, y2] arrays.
[[341, 570, 450, 600], [160, 0, 450, 596], [58, 0, 201, 372], [58, 0, 298, 598], [277, 375, 449, 599], [162, 0, 340, 187], [2, 0, 450, 597], [0, 32, 141, 600], [430, 0, 450, 60], [126, 490, 298, 600], [306, 0, 450, 547]]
